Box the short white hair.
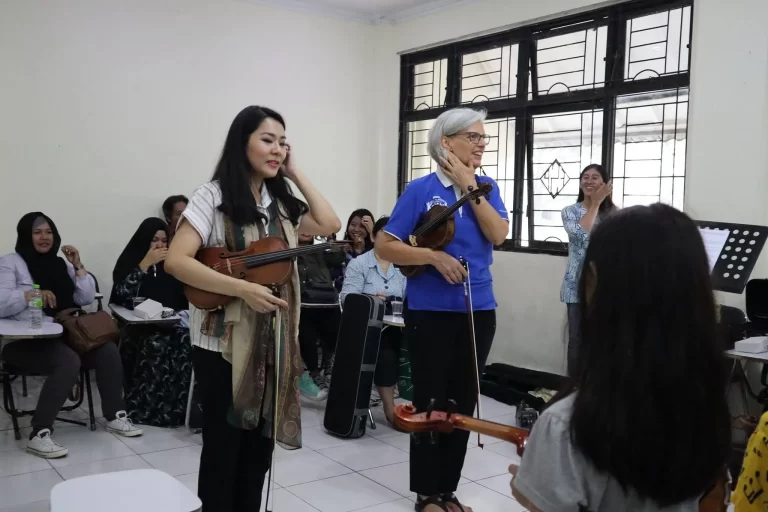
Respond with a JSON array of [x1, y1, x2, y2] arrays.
[[427, 107, 487, 163]]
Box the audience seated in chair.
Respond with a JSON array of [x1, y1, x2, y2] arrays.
[[110, 217, 192, 427], [0, 212, 142, 459], [297, 232, 345, 400], [340, 216, 406, 425]]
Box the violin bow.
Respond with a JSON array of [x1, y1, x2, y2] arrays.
[[460, 257, 484, 448], [265, 287, 281, 512]]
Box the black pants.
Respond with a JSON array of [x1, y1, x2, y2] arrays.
[[1, 338, 125, 430], [192, 347, 273, 512], [298, 307, 340, 372], [406, 308, 496, 496], [375, 326, 401, 387]]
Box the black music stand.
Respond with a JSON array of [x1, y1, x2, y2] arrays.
[[696, 221, 768, 293]]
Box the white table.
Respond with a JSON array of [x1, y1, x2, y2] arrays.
[[725, 349, 768, 418], [51, 469, 201, 512], [0, 319, 63, 340], [109, 304, 181, 325], [383, 315, 404, 328]]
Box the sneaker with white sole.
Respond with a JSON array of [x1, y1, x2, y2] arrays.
[[27, 429, 68, 459], [105, 411, 144, 437], [300, 371, 328, 401]]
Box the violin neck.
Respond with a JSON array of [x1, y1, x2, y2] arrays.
[[451, 415, 528, 447], [242, 242, 336, 269]]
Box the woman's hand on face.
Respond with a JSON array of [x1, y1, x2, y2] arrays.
[[238, 282, 288, 314], [140, 247, 168, 270], [362, 216, 375, 241], [281, 143, 298, 182], [438, 152, 476, 191], [61, 245, 81, 267], [593, 181, 613, 204]]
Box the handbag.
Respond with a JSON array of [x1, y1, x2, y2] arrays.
[[55, 308, 119, 355]]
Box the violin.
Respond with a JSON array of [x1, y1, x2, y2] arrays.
[[398, 182, 492, 278], [393, 403, 529, 456], [184, 237, 346, 311]]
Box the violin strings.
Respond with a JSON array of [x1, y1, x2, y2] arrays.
[[209, 242, 341, 271], [413, 186, 490, 237]]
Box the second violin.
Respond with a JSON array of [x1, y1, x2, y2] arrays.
[[397, 182, 492, 278]]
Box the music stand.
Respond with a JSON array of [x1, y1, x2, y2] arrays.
[[696, 221, 768, 294]]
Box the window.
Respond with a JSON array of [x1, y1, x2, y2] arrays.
[[398, 0, 693, 253]]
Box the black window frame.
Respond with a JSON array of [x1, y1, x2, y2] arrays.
[[397, 0, 693, 255]]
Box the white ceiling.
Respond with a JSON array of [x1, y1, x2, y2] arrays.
[[252, 0, 474, 24]]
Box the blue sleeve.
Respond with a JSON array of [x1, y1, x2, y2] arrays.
[[478, 176, 509, 221], [383, 181, 423, 242], [562, 206, 588, 243], [339, 258, 365, 305]]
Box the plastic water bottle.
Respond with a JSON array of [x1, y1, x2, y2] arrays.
[[28, 284, 43, 330]]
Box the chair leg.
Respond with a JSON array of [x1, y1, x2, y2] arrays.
[[21, 376, 28, 397], [84, 371, 96, 431], [3, 375, 22, 441], [185, 369, 195, 432], [368, 408, 376, 430]]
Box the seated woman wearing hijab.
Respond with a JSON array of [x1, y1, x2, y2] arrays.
[[0, 212, 142, 459], [110, 217, 191, 427]]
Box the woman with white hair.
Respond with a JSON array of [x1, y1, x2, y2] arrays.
[[375, 108, 509, 512]]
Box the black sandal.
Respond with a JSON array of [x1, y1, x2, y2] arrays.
[[415, 495, 448, 512], [441, 493, 468, 512]]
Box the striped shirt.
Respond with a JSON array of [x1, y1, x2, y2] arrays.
[[339, 250, 406, 305], [182, 181, 272, 352]]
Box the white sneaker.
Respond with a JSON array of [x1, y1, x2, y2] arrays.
[[27, 429, 68, 459], [105, 411, 144, 437]]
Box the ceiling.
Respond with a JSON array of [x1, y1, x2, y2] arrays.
[[252, 0, 473, 24]]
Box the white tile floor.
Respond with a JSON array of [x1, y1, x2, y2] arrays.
[[0, 377, 528, 511]]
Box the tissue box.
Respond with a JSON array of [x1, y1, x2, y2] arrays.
[[133, 299, 164, 320], [735, 337, 768, 354]]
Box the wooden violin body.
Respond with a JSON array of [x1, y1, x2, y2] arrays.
[[393, 403, 529, 456], [185, 237, 343, 311], [397, 182, 492, 278]]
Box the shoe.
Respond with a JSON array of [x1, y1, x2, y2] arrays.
[[322, 354, 335, 387], [105, 411, 144, 437], [27, 429, 68, 459], [300, 371, 328, 401], [312, 371, 329, 392]]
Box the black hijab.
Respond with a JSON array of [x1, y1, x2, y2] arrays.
[[16, 212, 77, 316], [110, 218, 187, 310]]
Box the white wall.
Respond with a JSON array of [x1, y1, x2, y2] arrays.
[[0, 0, 376, 294], [372, 0, 768, 374]]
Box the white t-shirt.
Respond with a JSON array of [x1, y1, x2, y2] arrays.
[[182, 181, 273, 352]]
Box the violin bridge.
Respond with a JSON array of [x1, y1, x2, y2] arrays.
[[226, 258, 232, 276], [409, 235, 418, 247]]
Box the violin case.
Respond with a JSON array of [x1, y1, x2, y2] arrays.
[[324, 293, 385, 438]]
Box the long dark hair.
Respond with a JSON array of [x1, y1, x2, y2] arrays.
[[577, 164, 615, 214], [213, 106, 307, 226], [344, 208, 375, 253], [568, 203, 729, 506]]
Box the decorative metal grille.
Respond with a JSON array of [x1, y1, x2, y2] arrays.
[[399, 0, 693, 253]]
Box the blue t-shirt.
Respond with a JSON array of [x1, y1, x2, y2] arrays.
[[384, 171, 508, 312]]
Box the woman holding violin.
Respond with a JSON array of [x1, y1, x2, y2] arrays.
[[376, 107, 508, 512], [165, 106, 340, 511]]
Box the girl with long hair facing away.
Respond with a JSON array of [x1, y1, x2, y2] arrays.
[[512, 203, 730, 512], [165, 106, 340, 511]]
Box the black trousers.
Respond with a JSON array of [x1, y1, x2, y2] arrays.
[[192, 347, 273, 512], [298, 307, 340, 372], [2, 339, 124, 430], [406, 308, 496, 496]]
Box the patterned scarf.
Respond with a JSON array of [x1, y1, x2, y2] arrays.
[[200, 202, 302, 449]]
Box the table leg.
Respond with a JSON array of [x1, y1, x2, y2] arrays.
[[21, 376, 28, 397]]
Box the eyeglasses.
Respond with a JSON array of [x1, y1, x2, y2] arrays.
[[448, 132, 491, 145]]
